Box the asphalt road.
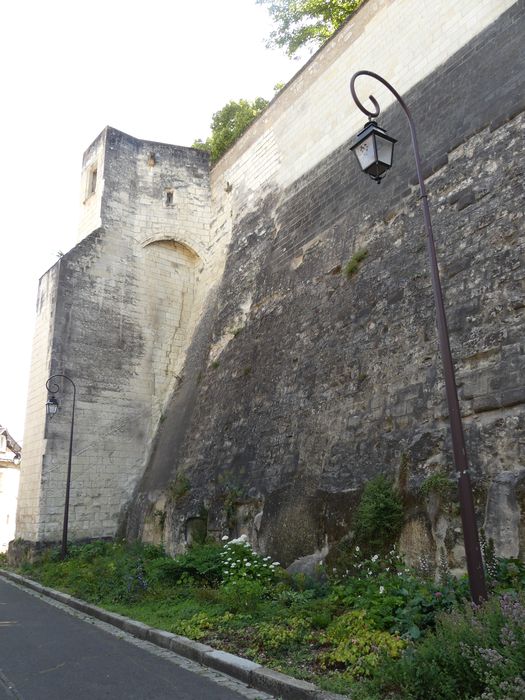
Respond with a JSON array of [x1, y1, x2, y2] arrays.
[[0, 578, 271, 700]]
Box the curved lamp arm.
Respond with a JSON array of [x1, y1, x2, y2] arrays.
[[350, 70, 427, 198], [46, 373, 77, 398]]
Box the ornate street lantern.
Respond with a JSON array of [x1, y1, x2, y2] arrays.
[[350, 120, 396, 183], [46, 395, 59, 417]]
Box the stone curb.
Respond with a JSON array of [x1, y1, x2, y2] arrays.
[[0, 569, 346, 700]]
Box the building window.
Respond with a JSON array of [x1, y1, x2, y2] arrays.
[[90, 167, 98, 195], [165, 190, 174, 207]]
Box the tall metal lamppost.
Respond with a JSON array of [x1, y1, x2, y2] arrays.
[[349, 70, 487, 604], [45, 374, 77, 560]]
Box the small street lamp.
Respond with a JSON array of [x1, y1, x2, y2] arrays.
[[45, 396, 59, 417], [350, 121, 396, 183], [45, 374, 77, 560], [349, 70, 487, 604]]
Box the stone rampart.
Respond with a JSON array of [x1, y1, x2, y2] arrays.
[[139, 0, 524, 569], [15, 0, 524, 568]]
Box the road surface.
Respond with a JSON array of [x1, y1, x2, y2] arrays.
[[0, 577, 271, 700]]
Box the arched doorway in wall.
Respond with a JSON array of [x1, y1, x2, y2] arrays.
[[142, 239, 201, 409]]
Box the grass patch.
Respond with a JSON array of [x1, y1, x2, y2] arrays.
[[345, 248, 368, 278]]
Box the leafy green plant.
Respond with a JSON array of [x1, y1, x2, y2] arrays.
[[493, 557, 525, 591], [420, 471, 455, 499], [174, 611, 234, 640], [319, 610, 405, 679], [345, 248, 368, 278], [150, 543, 223, 587], [218, 579, 269, 614], [354, 476, 404, 554], [151, 509, 166, 530], [168, 474, 190, 502], [360, 592, 525, 700], [329, 547, 466, 639], [254, 617, 309, 651]]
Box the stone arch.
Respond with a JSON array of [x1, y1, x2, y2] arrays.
[[141, 238, 201, 413], [141, 235, 206, 264]]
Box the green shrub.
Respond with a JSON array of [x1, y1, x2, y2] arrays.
[[354, 476, 404, 554], [18, 541, 165, 604], [361, 592, 525, 699], [218, 579, 268, 614], [494, 557, 525, 590], [150, 543, 223, 587], [220, 534, 279, 585]]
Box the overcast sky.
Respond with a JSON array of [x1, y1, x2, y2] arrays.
[[1, 0, 301, 442]]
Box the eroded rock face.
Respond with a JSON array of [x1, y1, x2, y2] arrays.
[[485, 471, 525, 559]]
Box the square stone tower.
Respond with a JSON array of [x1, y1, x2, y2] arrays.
[[16, 128, 212, 544]]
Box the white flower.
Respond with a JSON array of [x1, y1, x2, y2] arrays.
[[230, 534, 248, 545], [272, 562, 280, 567], [221, 535, 229, 541], [379, 586, 385, 594], [371, 554, 379, 562], [355, 546, 360, 552], [246, 562, 251, 567]]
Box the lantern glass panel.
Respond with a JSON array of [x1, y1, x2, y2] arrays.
[[376, 134, 394, 167], [354, 133, 377, 172], [46, 398, 58, 416]]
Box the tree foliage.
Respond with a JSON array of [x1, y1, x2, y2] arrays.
[[192, 97, 269, 164], [257, 0, 364, 57]]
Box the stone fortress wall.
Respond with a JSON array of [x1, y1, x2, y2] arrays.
[[16, 0, 524, 570]]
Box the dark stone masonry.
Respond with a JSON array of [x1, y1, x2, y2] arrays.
[[128, 4, 524, 570]]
